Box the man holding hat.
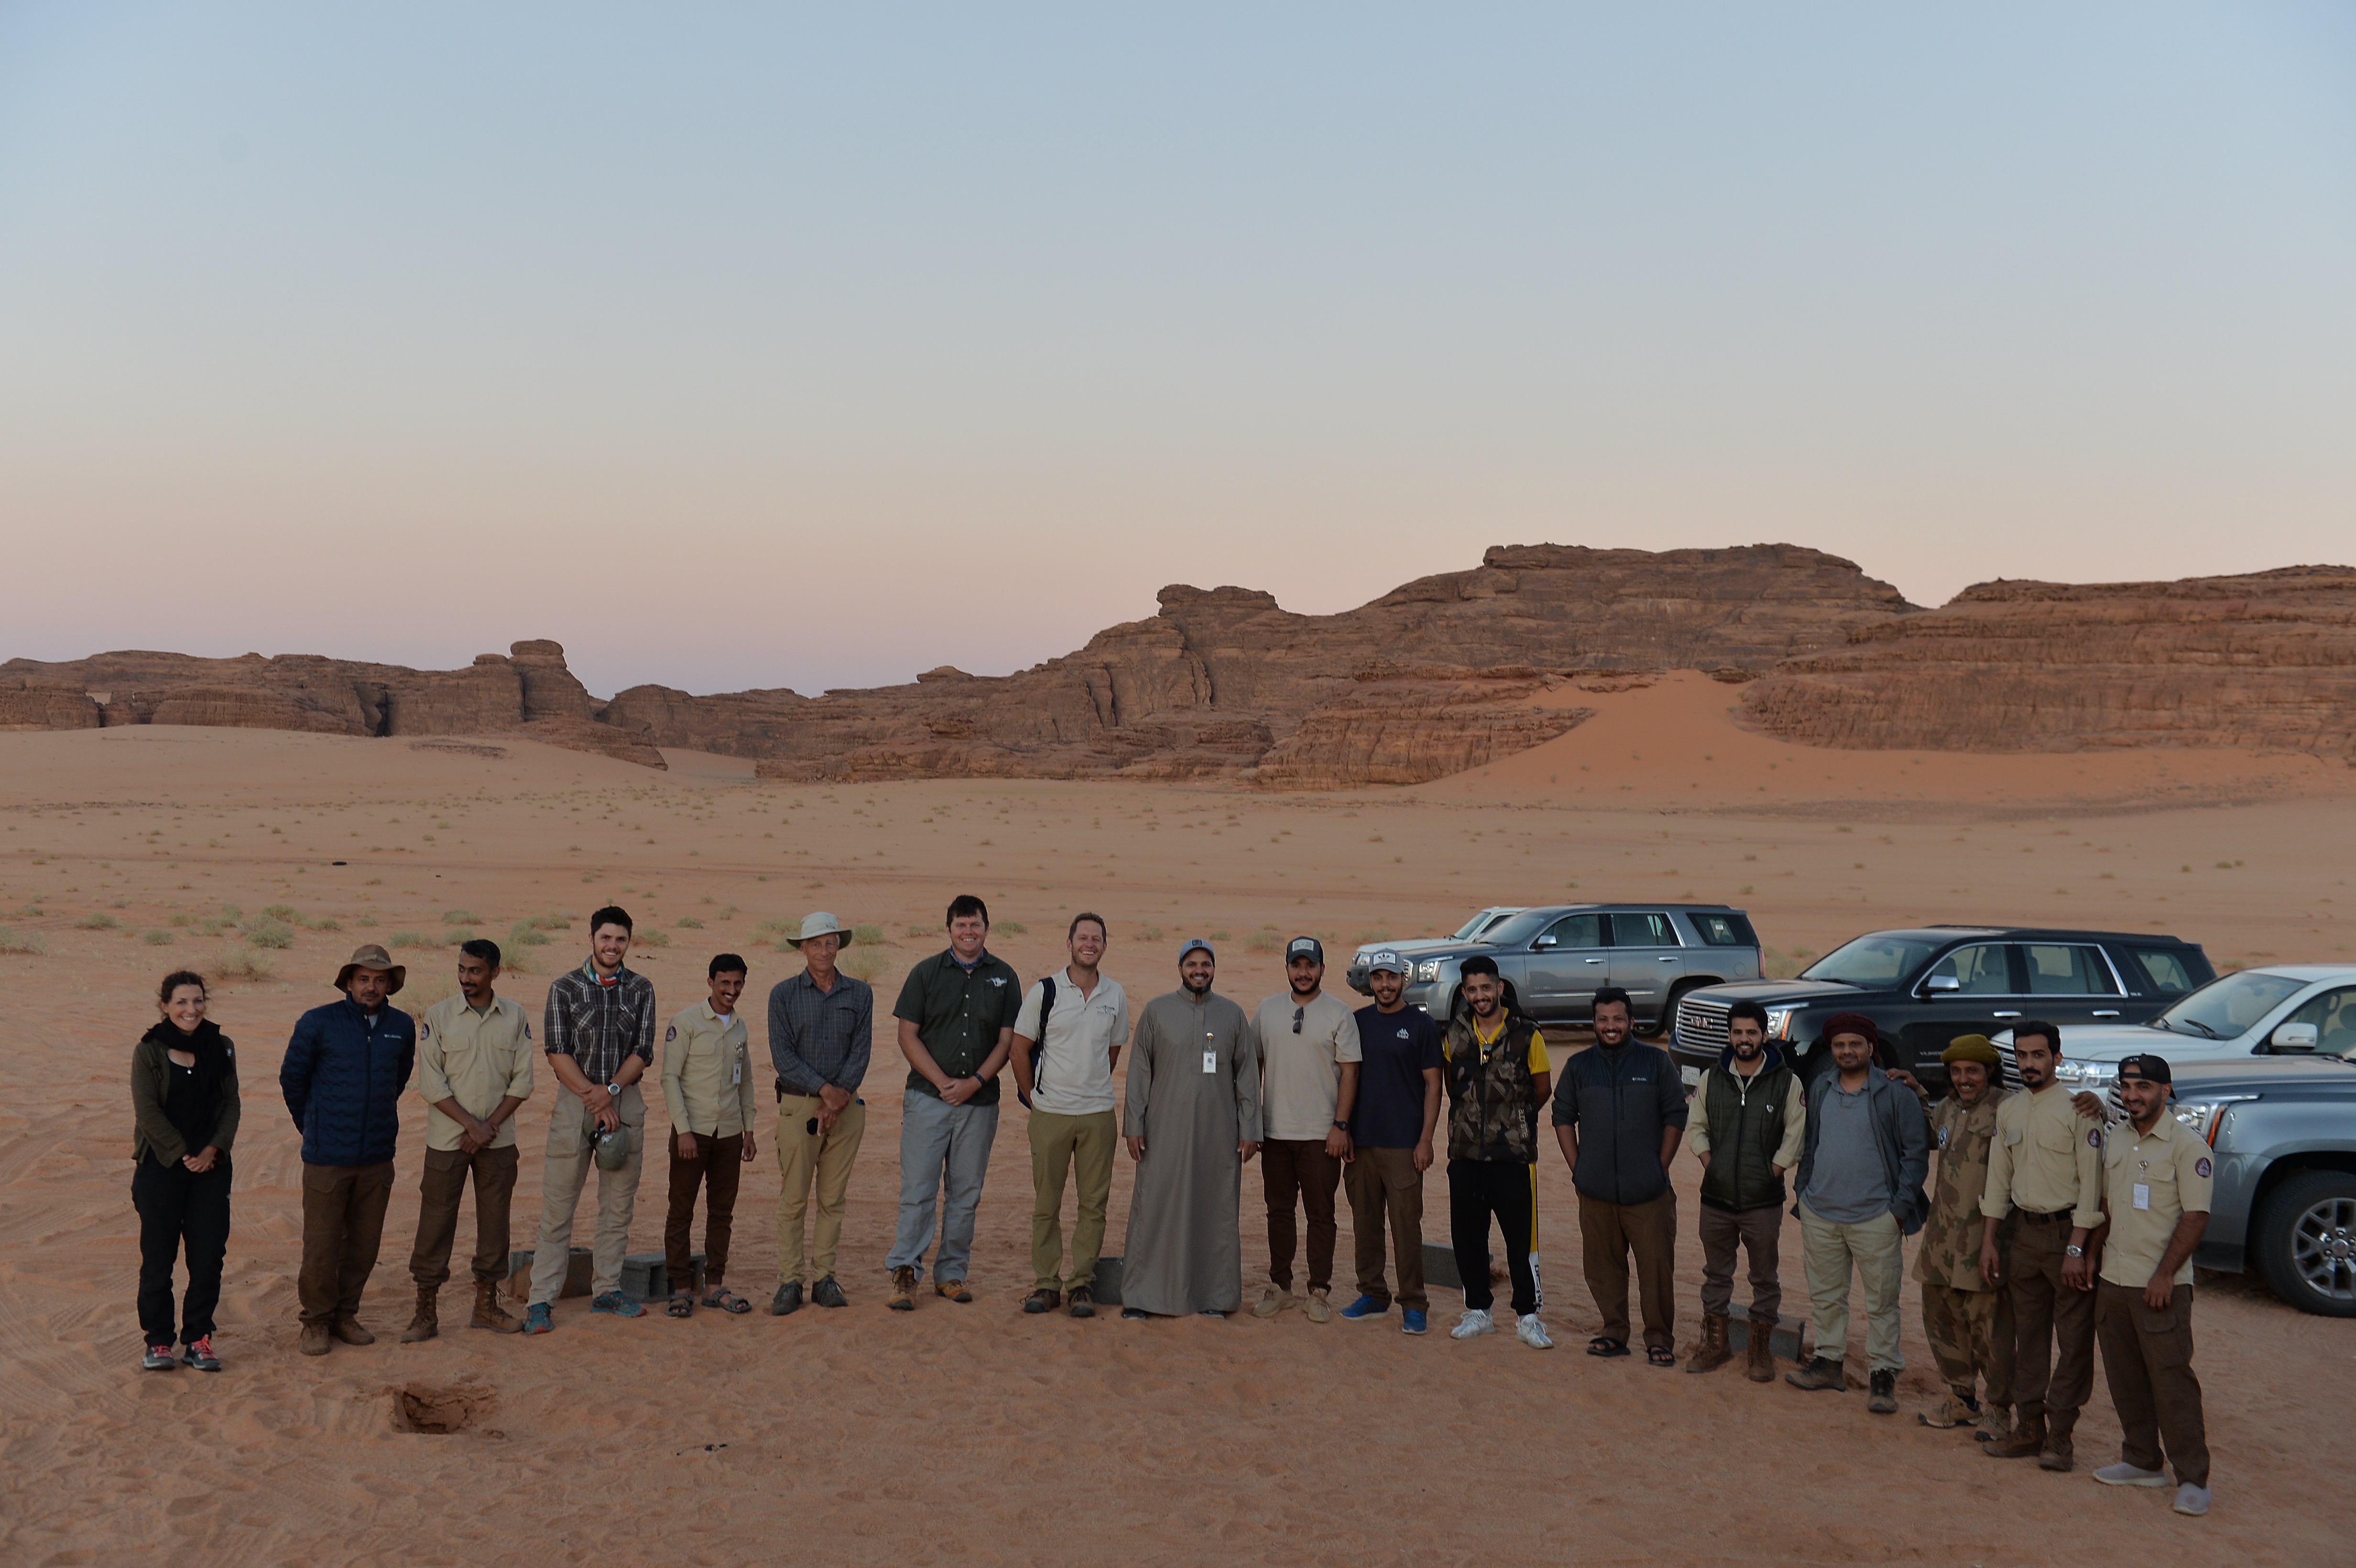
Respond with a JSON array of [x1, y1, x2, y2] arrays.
[[1339, 950, 1444, 1335], [1249, 937, 1361, 1322], [765, 912, 873, 1315], [1913, 1034, 2015, 1438], [1119, 939, 1262, 1318], [2090, 1053, 2214, 1516], [280, 944, 419, 1356]]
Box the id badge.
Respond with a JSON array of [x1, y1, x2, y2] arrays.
[[1202, 1049, 1218, 1075], [731, 1056, 743, 1086], [2132, 1182, 2150, 1211]]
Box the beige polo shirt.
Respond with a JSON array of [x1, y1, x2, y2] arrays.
[[415, 994, 536, 1152], [2099, 1112, 2213, 1289], [1254, 991, 1363, 1142], [1980, 1081, 2105, 1229], [662, 1000, 759, 1138]]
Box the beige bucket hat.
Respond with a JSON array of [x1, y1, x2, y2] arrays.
[[785, 912, 853, 948], [334, 942, 407, 994]]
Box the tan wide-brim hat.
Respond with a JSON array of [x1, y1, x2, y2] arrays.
[[334, 943, 407, 994], [785, 912, 852, 948]]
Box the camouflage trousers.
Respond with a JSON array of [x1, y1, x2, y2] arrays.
[[1920, 1281, 2013, 1405]]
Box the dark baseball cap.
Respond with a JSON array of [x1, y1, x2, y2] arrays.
[[1363, 948, 1406, 976], [2117, 1053, 2172, 1085], [1286, 936, 1323, 964]]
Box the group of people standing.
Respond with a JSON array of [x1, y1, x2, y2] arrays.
[[126, 901, 2215, 1518]]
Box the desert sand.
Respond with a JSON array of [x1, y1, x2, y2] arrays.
[[2, 679, 2350, 1565]]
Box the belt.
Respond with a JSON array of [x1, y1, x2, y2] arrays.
[[2019, 1209, 2073, 1225]]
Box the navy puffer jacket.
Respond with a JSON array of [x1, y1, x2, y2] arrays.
[[280, 998, 415, 1166]]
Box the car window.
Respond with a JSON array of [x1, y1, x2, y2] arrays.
[[1479, 912, 1552, 947], [1609, 912, 1678, 947], [2155, 970, 2305, 1040], [1472, 911, 1520, 939], [1926, 944, 2012, 995], [2024, 944, 2118, 996], [1690, 913, 1756, 947], [2122, 948, 2198, 996], [1802, 935, 1942, 986], [2281, 986, 2356, 1058], [1539, 913, 1603, 948]]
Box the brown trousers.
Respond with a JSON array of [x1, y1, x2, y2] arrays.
[[1580, 1189, 1678, 1351], [1697, 1200, 1782, 1324], [2007, 1218, 2097, 1430], [1262, 1138, 1342, 1293], [1344, 1146, 1428, 1310], [299, 1161, 394, 1327], [2095, 1282, 2209, 1487], [408, 1144, 519, 1289], [665, 1132, 745, 1288]]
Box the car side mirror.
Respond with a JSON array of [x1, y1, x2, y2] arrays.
[[2269, 1022, 2319, 1054], [1533, 935, 1558, 950], [1923, 974, 1960, 994]]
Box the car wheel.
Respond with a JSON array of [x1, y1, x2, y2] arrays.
[[1645, 980, 1705, 1039], [2252, 1169, 2356, 1318]]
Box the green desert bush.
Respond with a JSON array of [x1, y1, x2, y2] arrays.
[[388, 930, 440, 950], [851, 923, 886, 946], [243, 917, 296, 950], [211, 946, 273, 982], [77, 912, 123, 930], [677, 916, 704, 929], [0, 927, 46, 955], [143, 928, 175, 946], [442, 908, 481, 926]]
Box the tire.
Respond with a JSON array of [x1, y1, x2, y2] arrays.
[[1645, 980, 1708, 1040], [2251, 1169, 2356, 1318]]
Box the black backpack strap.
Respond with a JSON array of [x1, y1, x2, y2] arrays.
[[1020, 975, 1055, 1108]]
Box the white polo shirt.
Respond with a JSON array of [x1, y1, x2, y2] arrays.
[[1013, 969, 1132, 1117]]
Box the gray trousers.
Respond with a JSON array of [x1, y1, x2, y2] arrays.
[[884, 1089, 1000, 1285]]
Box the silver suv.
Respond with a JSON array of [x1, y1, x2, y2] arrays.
[[2163, 1054, 2356, 1318], [1343, 907, 1525, 994]]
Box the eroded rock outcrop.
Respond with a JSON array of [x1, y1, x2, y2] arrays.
[[1740, 566, 2356, 757]]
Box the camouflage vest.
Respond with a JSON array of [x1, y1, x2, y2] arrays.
[[1913, 1087, 2008, 1291], [1442, 1008, 1543, 1164]]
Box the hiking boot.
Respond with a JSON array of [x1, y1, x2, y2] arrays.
[[2093, 1462, 2168, 1488], [329, 1318, 375, 1346], [1744, 1325, 1777, 1383], [1785, 1356, 1845, 1392], [1975, 1404, 2015, 1444], [181, 1335, 221, 1372], [401, 1284, 439, 1343], [1450, 1308, 1495, 1340], [1302, 1288, 1334, 1324], [771, 1281, 805, 1317], [1920, 1391, 1981, 1429], [935, 1279, 973, 1304], [1867, 1369, 1898, 1414], [1068, 1286, 1096, 1319], [2039, 1434, 2075, 1473], [298, 1322, 332, 1357], [1516, 1313, 1554, 1350], [523, 1303, 554, 1335], [142, 1343, 178, 1371], [1023, 1288, 1062, 1315], [1985, 1411, 2047, 1459], [1685, 1311, 1732, 1374], [1252, 1286, 1296, 1319], [888, 1266, 917, 1311], [470, 1281, 523, 1334], [811, 1276, 848, 1309]]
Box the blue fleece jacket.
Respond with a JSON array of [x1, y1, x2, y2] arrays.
[[280, 996, 415, 1166]]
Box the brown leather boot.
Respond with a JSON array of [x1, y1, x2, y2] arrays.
[[298, 1321, 332, 1357], [1685, 1311, 1732, 1374], [400, 1284, 439, 1344], [2039, 1416, 2076, 1472], [330, 1317, 376, 1346], [470, 1280, 524, 1334], [1984, 1409, 2046, 1459], [1975, 1403, 2015, 1444], [1744, 1325, 1776, 1383]]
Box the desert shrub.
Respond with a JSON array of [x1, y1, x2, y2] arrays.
[[1245, 928, 1278, 953], [219, 904, 244, 922], [677, 916, 704, 929], [851, 923, 885, 946], [76, 912, 122, 930], [998, 920, 1027, 936], [143, 929, 175, 946], [211, 946, 273, 982], [904, 924, 930, 940], [442, 909, 480, 926], [1353, 929, 1391, 944], [169, 913, 195, 928], [525, 912, 570, 931], [1140, 925, 1164, 943], [1208, 929, 1231, 942], [262, 904, 301, 922], [399, 967, 459, 1022], [507, 920, 551, 947], [388, 930, 439, 950], [243, 917, 296, 949], [637, 928, 672, 948], [0, 927, 46, 955], [310, 917, 341, 932], [354, 915, 379, 928], [841, 946, 892, 983]]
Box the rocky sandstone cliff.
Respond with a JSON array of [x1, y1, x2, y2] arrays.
[[1739, 566, 2356, 758]]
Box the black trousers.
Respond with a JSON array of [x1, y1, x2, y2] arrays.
[[1448, 1158, 1539, 1318], [133, 1154, 232, 1346]]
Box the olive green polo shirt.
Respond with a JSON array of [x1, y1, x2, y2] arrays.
[[894, 948, 1022, 1106]]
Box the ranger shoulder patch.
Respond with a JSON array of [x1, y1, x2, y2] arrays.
[[2194, 1156, 2212, 1178]]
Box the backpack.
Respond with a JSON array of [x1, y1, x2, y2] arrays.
[[1018, 975, 1056, 1110]]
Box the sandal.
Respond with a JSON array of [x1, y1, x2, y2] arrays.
[[702, 1288, 752, 1315], [1647, 1344, 1677, 1368], [1586, 1336, 1630, 1358], [667, 1291, 695, 1318]]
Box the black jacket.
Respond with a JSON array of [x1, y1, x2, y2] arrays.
[[1551, 1040, 1687, 1205]]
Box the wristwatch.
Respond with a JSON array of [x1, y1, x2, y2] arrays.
[[1332, 1119, 1351, 1132], [606, 1081, 622, 1099], [2064, 1244, 2084, 1258]]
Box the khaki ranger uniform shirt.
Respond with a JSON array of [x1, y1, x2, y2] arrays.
[[662, 1002, 759, 1139], [2099, 1112, 2214, 1289], [1980, 1083, 2105, 1229], [415, 994, 536, 1152], [1914, 1088, 2007, 1290]]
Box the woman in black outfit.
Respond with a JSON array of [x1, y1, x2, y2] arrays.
[[130, 969, 240, 1371]]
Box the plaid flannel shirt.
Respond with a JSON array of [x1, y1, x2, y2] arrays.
[[543, 960, 657, 1086]]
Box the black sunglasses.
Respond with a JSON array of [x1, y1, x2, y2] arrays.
[[1292, 1006, 1304, 1034]]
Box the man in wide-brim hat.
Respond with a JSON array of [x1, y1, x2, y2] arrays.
[[279, 945, 419, 1356], [764, 912, 875, 1315]]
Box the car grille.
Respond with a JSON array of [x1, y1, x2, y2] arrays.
[[1993, 1037, 2024, 1091], [1675, 997, 1730, 1055]]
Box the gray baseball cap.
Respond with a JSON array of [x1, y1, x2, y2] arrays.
[[1178, 938, 1216, 962], [1363, 948, 1406, 976], [1286, 936, 1324, 964]]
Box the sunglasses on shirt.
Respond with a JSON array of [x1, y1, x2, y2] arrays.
[[1292, 1006, 1304, 1034]]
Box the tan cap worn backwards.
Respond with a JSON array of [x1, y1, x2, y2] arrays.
[[334, 943, 407, 994], [785, 912, 853, 948]]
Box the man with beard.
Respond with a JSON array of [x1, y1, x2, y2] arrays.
[[1440, 956, 1552, 1348], [1912, 1034, 2014, 1438], [1555, 986, 1688, 1366], [1338, 950, 1444, 1336], [1250, 937, 1361, 1324], [1118, 940, 1262, 1318], [1682, 1000, 1803, 1381]]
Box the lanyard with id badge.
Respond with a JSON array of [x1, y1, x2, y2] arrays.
[[1204, 1029, 1219, 1076]]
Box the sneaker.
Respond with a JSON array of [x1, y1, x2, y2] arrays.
[[1401, 1308, 1429, 1336], [523, 1303, 554, 1335], [1867, 1369, 1897, 1414], [1068, 1286, 1096, 1319], [1120, 1307, 1152, 1320], [1919, 1393, 1980, 1429], [589, 1291, 644, 1318], [1252, 1286, 1295, 1319], [810, 1276, 848, 1309], [1302, 1289, 1333, 1324], [2093, 1463, 2169, 1488], [1450, 1308, 1496, 1340], [1023, 1288, 1061, 1315], [1785, 1356, 1845, 1392], [181, 1336, 221, 1372], [1516, 1314, 1554, 1350], [770, 1281, 804, 1317], [142, 1343, 178, 1371], [2172, 1483, 2211, 1517], [888, 1266, 917, 1311], [1339, 1294, 1388, 1320]]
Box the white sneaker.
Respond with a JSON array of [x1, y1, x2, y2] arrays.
[[2172, 1483, 2210, 1517], [1516, 1313, 1553, 1350], [1450, 1308, 1495, 1340], [2092, 1463, 2168, 1488]]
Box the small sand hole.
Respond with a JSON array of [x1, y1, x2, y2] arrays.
[[391, 1381, 489, 1434]]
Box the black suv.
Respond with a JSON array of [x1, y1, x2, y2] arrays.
[[1668, 926, 2215, 1092]]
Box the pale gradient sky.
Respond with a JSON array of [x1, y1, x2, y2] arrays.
[[3, 4, 2352, 699]]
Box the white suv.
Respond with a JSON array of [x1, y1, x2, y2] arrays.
[[1996, 965, 2356, 1091]]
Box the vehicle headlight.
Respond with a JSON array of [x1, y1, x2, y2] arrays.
[[2172, 1096, 2257, 1147], [2055, 1060, 2117, 1086], [1416, 959, 1443, 983], [1764, 1007, 1798, 1040]]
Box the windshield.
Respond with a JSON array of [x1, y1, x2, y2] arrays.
[[1481, 911, 1554, 948], [1801, 934, 1944, 988], [2153, 970, 2305, 1040], [1452, 909, 1518, 941]]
